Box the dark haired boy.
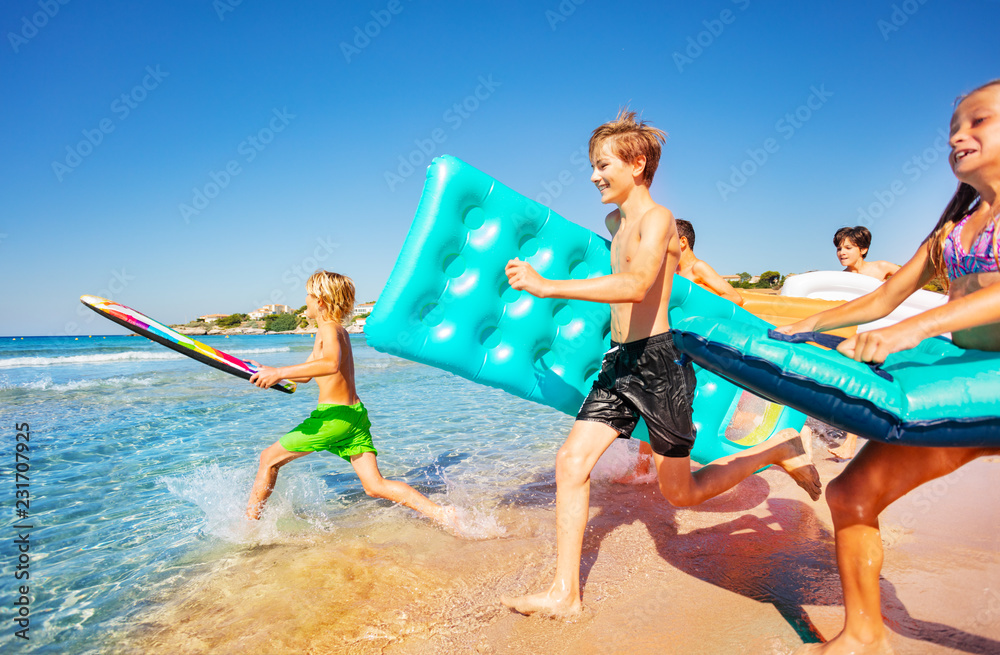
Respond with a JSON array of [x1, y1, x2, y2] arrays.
[[676, 218, 745, 306], [834, 225, 899, 281], [828, 227, 899, 459]]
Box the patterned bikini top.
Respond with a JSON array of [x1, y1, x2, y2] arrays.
[[943, 212, 999, 280]]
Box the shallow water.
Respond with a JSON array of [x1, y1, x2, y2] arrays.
[[1, 336, 997, 654]]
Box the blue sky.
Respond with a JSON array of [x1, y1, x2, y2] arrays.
[[2, 0, 998, 336]]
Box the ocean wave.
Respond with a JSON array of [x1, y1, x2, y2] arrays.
[[221, 347, 291, 355], [0, 375, 157, 392], [0, 347, 290, 369]]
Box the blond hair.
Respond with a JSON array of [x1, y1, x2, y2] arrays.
[[306, 270, 355, 324], [588, 108, 667, 186]]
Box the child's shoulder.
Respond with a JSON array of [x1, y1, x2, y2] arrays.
[[317, 320, 348, 344], [691, 258, 716, 276], [873, 260, 901, 278], [638, 203, 675, 232], [642, 201, 674, 221], [605, 209, 622, 235]]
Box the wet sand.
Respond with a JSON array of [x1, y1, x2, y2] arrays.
[[127, 422, 999, 654]]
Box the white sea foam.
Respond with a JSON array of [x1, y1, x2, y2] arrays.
[[222, 347, 291, 355], [435, 471, 508, 539], [0, 347, 290, 369], [0, 375, 157, 392], [163, 463, 327, 546], [591, 438, 657, 485], [0, 351, 183, 369], [444, 506, 507, 540]]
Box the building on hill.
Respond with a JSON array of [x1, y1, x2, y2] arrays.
[[198, 314, 229, 323], [353, 302, 375, 317], [249, 304, 293, 320], [721, 275, 760, 284]]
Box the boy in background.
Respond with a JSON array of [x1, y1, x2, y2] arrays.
[[829, 226, 899, 459], [627, 218, 746, 479], [676, 218, 745, 306]]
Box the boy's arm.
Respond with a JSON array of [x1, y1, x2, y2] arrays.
[[776, 245, 935, 336], [880, 260, 901, 280], [838, 277, 1000, 363], [691, 260, 745, 306], [505, 208, 671, 304], [283, 351, 316, 383], [250, 323, 342, 388], [247, 357, 311, 383]]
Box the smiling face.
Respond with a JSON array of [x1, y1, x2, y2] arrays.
[[836, 237, 866, 268], [589, 142, 644, 206], [950, 84, 1000, 188]]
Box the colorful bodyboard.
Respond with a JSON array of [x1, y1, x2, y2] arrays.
[[80, 295, 296, 394]]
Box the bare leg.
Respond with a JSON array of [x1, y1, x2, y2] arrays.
[[795, 442, 996, 654], [246, 442, 311, 520], [829, 432, 860, 460], [501, 425, 819, 617], [655, 427, 821, 506], [635, 440, 654, 477], [501, 421, 621, 617], [350, 452, 452, 525]]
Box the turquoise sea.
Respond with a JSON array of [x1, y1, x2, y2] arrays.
[[0, 334, 575, 654], [4, 335, 998, 654]]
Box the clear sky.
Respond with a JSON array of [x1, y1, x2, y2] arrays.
[[2, 0, 998, 336]]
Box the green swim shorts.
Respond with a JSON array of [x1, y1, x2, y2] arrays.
[[279, 402, 378, 462]]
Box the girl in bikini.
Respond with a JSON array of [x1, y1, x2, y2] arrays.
[[778, 79, 1000, 654]]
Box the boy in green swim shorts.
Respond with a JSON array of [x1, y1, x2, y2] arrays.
[[246, 270, 454, 526]]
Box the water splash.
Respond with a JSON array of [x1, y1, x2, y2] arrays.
[[162, 463, 327, 545], [591, 439, 657, 484], [444, 506, 507, 540]]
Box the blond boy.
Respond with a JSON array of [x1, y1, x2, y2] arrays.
[[246, 271, 452, 525], [501, 110, 820, 617]]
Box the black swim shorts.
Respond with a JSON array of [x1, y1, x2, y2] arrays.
[[576, 331, 696, 458]]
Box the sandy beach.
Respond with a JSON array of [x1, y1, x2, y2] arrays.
[[126, 420, 999, 655]]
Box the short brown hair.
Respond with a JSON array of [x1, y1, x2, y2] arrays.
[[833, 226, 872, 257], [589, 108, 667, 186], [306, 270, 355, 324], [676, 219, 695, 250]]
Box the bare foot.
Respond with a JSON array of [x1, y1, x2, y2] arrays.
[[773, 427, 822, 501], [433, 506, 480, 540], [793, 631, 894, 654], [432, 505, 461, 531], [828, 433, 859, 461], [500, 589, 581, 618]]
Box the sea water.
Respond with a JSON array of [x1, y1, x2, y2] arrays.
[[0, 334, 575, 654], [5, 336, 996, 654]]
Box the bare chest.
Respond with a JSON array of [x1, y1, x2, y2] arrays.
[[610, 228, 640, 271]]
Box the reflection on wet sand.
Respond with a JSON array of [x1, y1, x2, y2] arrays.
[[128, 426, 999, 655]]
